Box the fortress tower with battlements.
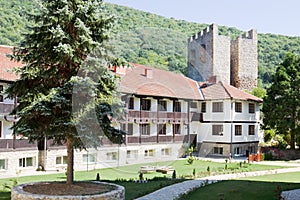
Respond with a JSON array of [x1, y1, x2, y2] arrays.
[[188, 24, 258, 91]]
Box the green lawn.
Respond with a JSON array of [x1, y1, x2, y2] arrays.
[[179, 172, 300, 200], [0, 159, 292, 200]]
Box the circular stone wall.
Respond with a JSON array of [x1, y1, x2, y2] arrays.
[[11, 181, 125, 200]]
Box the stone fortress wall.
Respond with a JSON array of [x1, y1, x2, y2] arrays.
[[188, 23, 258, 91]]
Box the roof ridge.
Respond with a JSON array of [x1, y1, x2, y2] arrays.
[[219, 81, 233, 99]]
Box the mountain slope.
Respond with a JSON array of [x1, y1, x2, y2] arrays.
[[1, 0, 300, 86]]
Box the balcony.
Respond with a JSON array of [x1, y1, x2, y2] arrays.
[[124, 134, 197, 145], [0, 139, 37, 151], [191, 112, 203, 122], [127, 110, 189, 124], [0, 103, 14, 114]]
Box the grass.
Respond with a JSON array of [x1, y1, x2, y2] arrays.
[[0, 192, 10, 200], [110, 177, 185, 200], [0, 159, 292, 200], [179, 172, 300, 200]]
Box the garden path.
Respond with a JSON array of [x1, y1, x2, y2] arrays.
[[136, 159, 300, 200]]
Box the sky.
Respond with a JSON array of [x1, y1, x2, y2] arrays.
[[104, 0, 300, 37]]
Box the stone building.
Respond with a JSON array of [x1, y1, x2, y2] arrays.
[[188, 24, 258, 91]]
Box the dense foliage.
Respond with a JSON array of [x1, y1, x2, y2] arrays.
[[262, 53, 300, 149], [1, 0, 300, 86]]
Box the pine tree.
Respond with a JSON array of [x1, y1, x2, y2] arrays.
[[6, 0, 125, 184], [262, 53, 300, 150]]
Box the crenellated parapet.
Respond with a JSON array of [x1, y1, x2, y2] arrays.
[[189, 24, 219, 43], [188, 24, 258, 91]]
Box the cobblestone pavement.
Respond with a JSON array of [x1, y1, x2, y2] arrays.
[[136, 166, 300, 200]]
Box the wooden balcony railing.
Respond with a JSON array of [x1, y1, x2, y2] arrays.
[[0, 103, 14, 114], [127, 110, 190, 123], [0, 139, 37, 150], [0, 139, 66, 151], [122, 134, 197, 145]]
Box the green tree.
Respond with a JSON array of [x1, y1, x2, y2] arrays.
[[251, 87, 267, 99], [6, 0, 124, 185], [262, 53, 300, 149]]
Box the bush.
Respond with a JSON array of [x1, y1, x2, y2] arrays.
[[2, 179, 18, 191], [172, 170, 176, 179], [275, 135, 288, 149], [139, 172, 144, 181], [187, 156, 195, 164], [264, 152, 273, 160], [192, 168, 196, 177], [96, 173, 100, 181], [207, 166, 210, 174]]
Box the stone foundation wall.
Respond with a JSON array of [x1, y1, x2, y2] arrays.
[[11, 181, 125, 200], [0, 143, 183, 176], [198, 142, 258, 158]]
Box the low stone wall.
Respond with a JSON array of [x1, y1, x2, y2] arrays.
[[11, 181, 125, 200], [261, 147, 300, 160]]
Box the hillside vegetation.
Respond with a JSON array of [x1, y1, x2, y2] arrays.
[[1, 0, 300, 86]]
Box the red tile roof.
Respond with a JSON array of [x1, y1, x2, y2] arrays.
[[0, 45, 21, 82], [201, 81, 263, 102], [119, 64, 204, 100]]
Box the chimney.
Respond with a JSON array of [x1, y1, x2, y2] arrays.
[[145, 68, 153, 78], [207, 75, 217, 84]]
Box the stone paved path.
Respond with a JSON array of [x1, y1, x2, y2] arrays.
[[136, 167, 300, 200]]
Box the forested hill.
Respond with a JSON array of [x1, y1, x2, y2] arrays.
[[1, 1, 300, 86]]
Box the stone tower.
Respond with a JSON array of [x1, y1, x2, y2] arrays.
[[188, 24, 258, 91], [230, 30, 258, 90], [188, 24, 231, 84]]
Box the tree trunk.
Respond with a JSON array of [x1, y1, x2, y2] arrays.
[[66, 136, 74, 184], [290, 131, 296, 150]]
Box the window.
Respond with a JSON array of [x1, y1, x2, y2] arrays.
[[144, 149, 155, 157], [120, 123, 133, 135], [190, 102, 197, 109], [213, 147, 223, 155], [235, 102, 242, 113], [19, 157, 34, 168], [140, 98, 151, 110], [161, 148, 171, 156], [56, 156, 67, 165], [249, 146, 255, 154], [120, 123, 126, 132], [106, 152, 118, 161], [173, 101, 181, 112], [212, 102, 223, 112], [126, 150, 138, 159], [235, 125, 242, 136], [83, 154, 96, 163], [158, 100, 167, 111], [140, 124, 150, 135], [158, 124, 166, 135], [248, 125, 255, 135], [249, 103, 255, 113], [0, 85, 3, 92], [212, 125, 223, 136], [0, 159, 7, 170], [201, 102, 206, 113], [0, 95, 3, 102], [127, 123, 133, 135], [128, 97, 134, 109], [234, 147, 241, 155], [173, 124, 181, 135]]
